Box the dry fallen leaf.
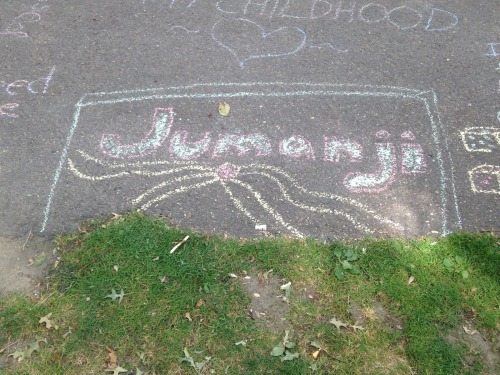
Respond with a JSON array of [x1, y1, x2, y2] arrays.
[[350, 324, 365, 332], [159, 276, 170, 283], [463, 325, 478, 335], [8, 348, 25, 362], [312, 350, 320, 359], [218, 101, 230, 116], [106, 289, 125, 303], [185, 312, 192, 322], [106, 347, 118, 368], [258, 270, 264, 284], [408, 276, 415, 285], [26, 337, 47, 358], [111, 213, 122, 221], [105, 366, 128, 375], [195, 299, 204, 309], [329, 317, 348, 330], [39, 313, 59, 330]]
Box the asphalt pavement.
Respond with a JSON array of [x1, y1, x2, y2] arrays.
[[1, 0, 499, 243]]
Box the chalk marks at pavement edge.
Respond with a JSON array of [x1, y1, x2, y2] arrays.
[[41, 82, 462, 236], [68, 150, 406, 238]]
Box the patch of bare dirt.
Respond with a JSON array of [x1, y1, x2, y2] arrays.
[[348, 302, 404, 333], [239, 274, 291, 333], [0, 234, 54, 298], [446, 317, 500, 375]]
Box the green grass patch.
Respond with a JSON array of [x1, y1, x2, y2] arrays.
[[1, 212, 498, 374]]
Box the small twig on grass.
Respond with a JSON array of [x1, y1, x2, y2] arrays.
[[0, 338, 20, 354], [36, 281, 74, 306], [170, 236, 189, 254], [36, 290, 56, 306], [322, 350, 347, 363], [308, 343, 346, 363]]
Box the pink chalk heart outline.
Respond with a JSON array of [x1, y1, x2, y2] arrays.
[[212, 18, 307, 67]]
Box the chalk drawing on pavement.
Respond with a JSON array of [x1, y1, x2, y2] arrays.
[[68, 150, 406, 238], [461, 127, 500, 153], [0, 103, 19, 118], [42, 82, 462, 237], [309, 43, 348, 54], [0, 1, 51, 38], [100, 107, 175, 159], [211, 18, 307, 67], [469, 165, 500, 195], [214, 1, 459, 31], [1, 66, 56, 96], [486, 43, 500, 57], [166, 26, 200, 33]]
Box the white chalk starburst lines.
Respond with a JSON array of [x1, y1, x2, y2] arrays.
[[68, 151, 406, 237]]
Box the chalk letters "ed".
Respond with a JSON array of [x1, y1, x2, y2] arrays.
[[4, 66, 56, 96]]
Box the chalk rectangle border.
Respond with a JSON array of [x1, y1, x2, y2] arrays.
[[42, 82, 462, 235]]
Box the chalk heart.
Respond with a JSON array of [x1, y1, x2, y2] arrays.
[[212, 18, 307, 67]]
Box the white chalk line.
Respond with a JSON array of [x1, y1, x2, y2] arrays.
[[81, 82, 424, 100], [76, 150, 209, 169], [68, 158, 132, 180], [211, 18, 307, 67], [41, 105, 82, 232], [420, 96, 447, 235], [243, 171, 374, 234], [245, 163, 405, 231], [131, 172, 216, 205], [80, 89, 422, 108], [166, 26, 200, 33], [70, 148, 396, 234], [227, 179, 305, 238], [220, 180, 259, 224], [432, 91, 462, 230], [68, 153, 400, 234], [68, 159, 208, 180], [310, 43, 349, 53], [421, 94, 462, 234], [140, 178, 219, 210], [70, 154, 208, 179]]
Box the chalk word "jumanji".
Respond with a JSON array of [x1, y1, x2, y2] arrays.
[[42, 83, 462, 238]]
